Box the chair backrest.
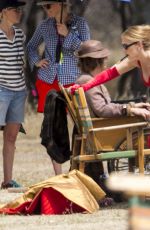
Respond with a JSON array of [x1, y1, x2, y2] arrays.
[[58, 83, 81, 133], [73, 87, 103, 152], [73, 87, 94, 135]]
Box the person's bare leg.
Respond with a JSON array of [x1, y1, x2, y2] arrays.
[[3, 123, 20, 184], [51, 159, 62, 175]]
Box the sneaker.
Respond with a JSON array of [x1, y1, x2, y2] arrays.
[[1, 180, 21, 189]]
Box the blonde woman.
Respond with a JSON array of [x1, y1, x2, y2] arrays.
[[71, 24, 150, 93]]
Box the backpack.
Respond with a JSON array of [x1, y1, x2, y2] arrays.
[[40, 89, 71, 163]]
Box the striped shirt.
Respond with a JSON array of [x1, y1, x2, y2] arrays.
[[0, 26, 26, 91], [27, 14, 90, 85]]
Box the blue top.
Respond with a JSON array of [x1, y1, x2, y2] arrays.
[[26, 14, 90, 85]]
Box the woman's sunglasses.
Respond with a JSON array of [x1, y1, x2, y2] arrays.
[[122, 41, 138, 50], [6, 7, 23, 12], [43, 4, 52, 10]]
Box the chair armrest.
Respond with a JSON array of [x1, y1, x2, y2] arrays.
[[91, 117, 104, 121], [89, 121, 149, 132]]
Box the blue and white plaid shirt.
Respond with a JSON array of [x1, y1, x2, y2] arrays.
[[27, 14, 90, 85]]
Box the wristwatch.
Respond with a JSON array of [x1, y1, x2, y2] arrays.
[[122, 104, 127, 116]]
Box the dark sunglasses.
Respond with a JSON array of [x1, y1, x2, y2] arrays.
[[122, 41, 138, 50], [43, 4, 52, 10]]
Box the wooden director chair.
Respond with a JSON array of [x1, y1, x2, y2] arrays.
[[59, 84, 150, 174], [107, 173, 150, 230]]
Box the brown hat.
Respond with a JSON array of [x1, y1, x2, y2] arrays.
[[74, 40, 110, 58], [37, 0, 70, 5]]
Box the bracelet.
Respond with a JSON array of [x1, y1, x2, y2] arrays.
[[122, 103, 135, 116], [126, 105, 134, 116], [129, 102, 135, 108], [122, 105, 127, 116]]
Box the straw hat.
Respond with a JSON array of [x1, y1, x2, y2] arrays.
[[0, 0, 26, 11], [74, 40, 110, 58]]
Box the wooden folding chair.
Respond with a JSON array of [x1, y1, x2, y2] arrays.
[[71, 87, 150, 174]]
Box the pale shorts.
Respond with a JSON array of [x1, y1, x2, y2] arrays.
[[0, 86, 27, 126]]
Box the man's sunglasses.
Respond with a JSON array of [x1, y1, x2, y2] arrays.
[[122, 41, 138, 50], [43, 4, 52, 10]]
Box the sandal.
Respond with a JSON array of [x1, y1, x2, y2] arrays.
[[1, 180, 21, 189]]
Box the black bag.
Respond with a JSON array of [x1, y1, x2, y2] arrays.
[[40, 89, 71, 163]]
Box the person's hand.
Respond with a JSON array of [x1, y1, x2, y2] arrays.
[[56, 23, 69, 37], [31, 89, 38, 97], [69, 84, 81, 94], [35, 59, 49, 68], [131, 107, 150, 120]]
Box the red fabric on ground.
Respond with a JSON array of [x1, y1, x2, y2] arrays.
[[0, 201, 31, 215], [40, 188, 85, 215], [0, 188, 85, 215], [36, 78, 73, 113]]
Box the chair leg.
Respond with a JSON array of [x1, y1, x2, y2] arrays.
[[78, 137, 86, 173], [138, 128, 144, 174], [127, 128, 134, 172], [71, 135, 81, 170]]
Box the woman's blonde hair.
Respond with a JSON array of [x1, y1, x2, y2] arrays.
[[121, 24, 150, 50]]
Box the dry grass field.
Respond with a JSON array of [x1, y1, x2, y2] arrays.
[[0, 111, 128, 230]]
